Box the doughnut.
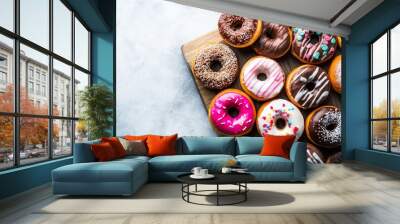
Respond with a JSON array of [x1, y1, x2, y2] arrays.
[[337, 36, 342, 48], [326, 151, 342, 163], [192, 44, 239, 90], [328, 55, 342, 94], [286, 64, 331, 110], [291, 28, 337, 64], [257, 99, 304, 140], [209, 89, 256, 136], [305, 106, 341, 148], [218, 13, 262, 48], [306, 143, 325, 164], [240, 56, 285, 101], [252, 23, 292, 59]]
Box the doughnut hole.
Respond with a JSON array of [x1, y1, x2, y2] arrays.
[[209, 60, 222, 72], [265, 28, 275, 39], [231, 20, 243, 31], [326, 122, 337, 131], [275, 117, 287, 130], [257, 73, 268, 81], [227, 107, 240, 118], [310, 32, 320, 45], [305, 82, 316, 91]]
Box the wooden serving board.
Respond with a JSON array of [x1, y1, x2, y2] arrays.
[[181, 30, 341, 140]]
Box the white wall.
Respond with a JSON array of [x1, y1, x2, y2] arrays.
[[116, 0, 219, 136]]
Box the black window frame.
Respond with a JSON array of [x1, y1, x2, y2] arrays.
[[370, 21, 400, 154], [0, 0, 92, 171]]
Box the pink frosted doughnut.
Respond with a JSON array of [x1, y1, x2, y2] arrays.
[[240, 56, 285, 101], [209, 89, 256, 136]]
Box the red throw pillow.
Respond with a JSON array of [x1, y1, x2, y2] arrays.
[[91, 142, 117, 161], [259, 134, 296, 159], [146, 134, 178, 157], [101, 137, 127, 158]]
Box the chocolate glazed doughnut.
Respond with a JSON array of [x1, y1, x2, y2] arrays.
[[306, 106, 341, 148], [291, 28, 337, 64], [285, 64, 331, 110], [252, 23, 292, 59], [218, 14, 262, 48], [192, 43, 239, 90]]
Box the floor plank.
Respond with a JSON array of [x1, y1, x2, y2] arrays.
[[1, 162, 400, 224]]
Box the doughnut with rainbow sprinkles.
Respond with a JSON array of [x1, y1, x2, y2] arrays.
[[257, 99, 304, 140], [291, 27, 337, 64], [209, 89, 256, 136]]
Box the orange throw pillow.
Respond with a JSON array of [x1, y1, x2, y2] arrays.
[[146, 134, 178, 157], [91, 142, 117, 162], [101, 137, 127, 158], [259, 134, 296, 159], [124, 135, 150, 141]]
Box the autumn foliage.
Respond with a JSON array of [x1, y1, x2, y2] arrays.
[[372, 99, 400, 142], [0, 85, 59, 151]]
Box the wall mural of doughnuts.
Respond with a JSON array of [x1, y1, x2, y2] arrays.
[[181, 13, 343, 164]]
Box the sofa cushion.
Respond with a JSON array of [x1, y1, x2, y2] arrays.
[[101, 137, 127, 158], [149, 154, 235, 172], [53, 158, 147, 183], [147, 134, 178, 157], [91, 142, 118, 161], [259, 134, 295, 159], [236, 137, 263, 155], [236, 155, 293, 172], [115, 155, 150, 164], [178, 136, 235, 155], [118, 138, 147, 156]]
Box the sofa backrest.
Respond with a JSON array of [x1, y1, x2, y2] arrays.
[[74, 136, 266, 162], [235, 137, 263, 155], [73, 139, 100, 163], [177, 136, 235, 155]]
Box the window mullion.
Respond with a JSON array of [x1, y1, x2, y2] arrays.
[[388, 30, 391, 152], [48, 0, 54, 160], [370, 45, 373, 149], [13, 0, 20, 167], [71, 10, 76, 155]]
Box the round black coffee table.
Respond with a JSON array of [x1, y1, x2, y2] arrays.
[[177, 173, 255, 206]]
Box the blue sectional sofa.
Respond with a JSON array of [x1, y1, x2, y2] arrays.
[[52, 136, 306, 196]]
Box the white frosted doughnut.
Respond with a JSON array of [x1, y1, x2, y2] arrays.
[[257, 99, 304, 140]]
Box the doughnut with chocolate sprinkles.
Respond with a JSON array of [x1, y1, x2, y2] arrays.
[[192, 44, 239, 90], [218, 13, 262, 48], [306, 106, 341, 148]]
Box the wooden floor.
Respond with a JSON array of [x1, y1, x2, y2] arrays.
[[1, 162, 400, 224]]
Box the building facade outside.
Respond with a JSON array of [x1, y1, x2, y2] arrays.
[[0, 40, 86, 168]]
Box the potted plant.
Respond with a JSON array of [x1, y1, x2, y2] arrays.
[[79, 84, 113, 140]]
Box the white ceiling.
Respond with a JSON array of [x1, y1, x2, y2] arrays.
[[228, 0, 353, 22], [166, 0, 384, 38]]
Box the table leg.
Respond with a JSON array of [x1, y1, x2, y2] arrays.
[[187, 184, 190, 202], [217, 184, 219, 206], [245, 183, 247, 201], [195, 184, 198, 192]]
